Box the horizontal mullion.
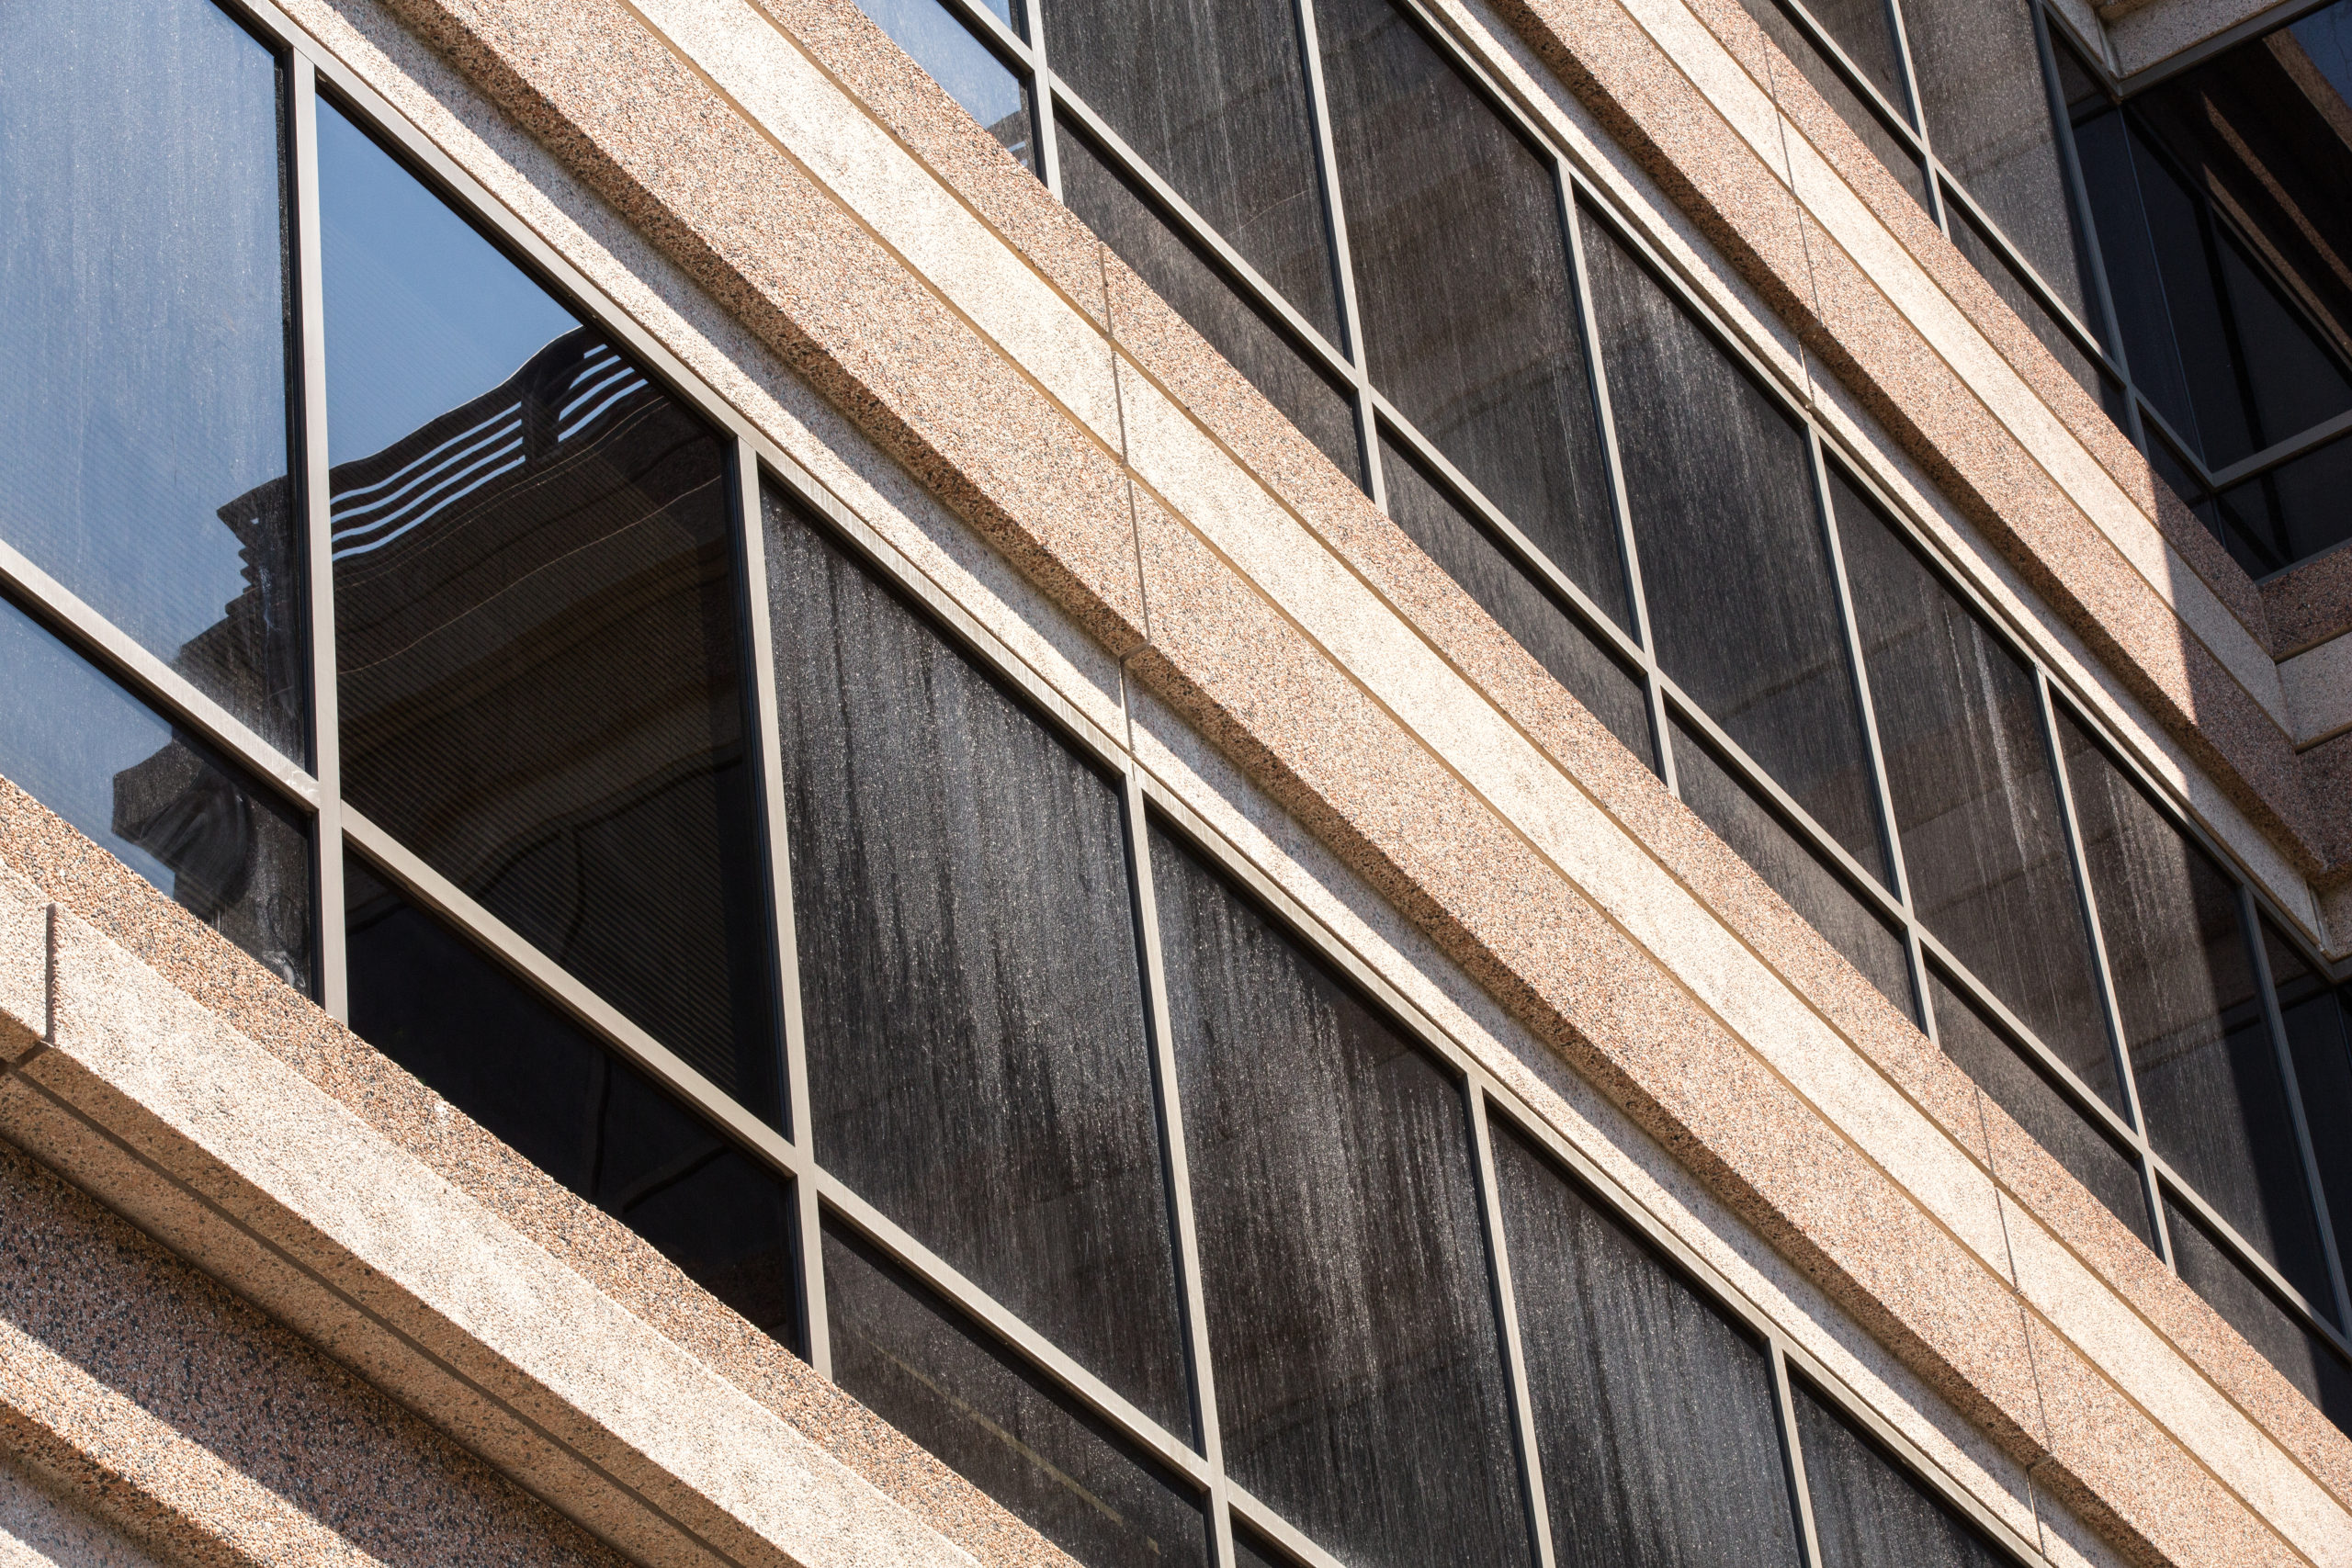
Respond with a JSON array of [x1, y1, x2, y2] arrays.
[[2137, 397, 2220, 492], [0, 536, 321, 811], [2206, 406, 2352, 492], [2151, 1167, 2352, 1356], [1225, 1480, 1351, 1568], [811, 1173, 1212, 1484], [339, 807, 808, 1182]]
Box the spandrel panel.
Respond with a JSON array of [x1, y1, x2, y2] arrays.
[[1318, 0, 1627, 625], [1927, 973, 2151, 1247], [1734, 0, 1928, 210], [2270, 927, 2352, 1295], [0, 0, 305, 758], [1833, 470, 2113, 1095], [344, 860, 801, 1348], [2165, 1196, 2352, 1429], [1046, 0, 1336, 336], [322, 109, 780, 1122], [1580, 215, 1886, 876], [852, 0, 1035, 168], [2058, 709, 2328, 1300], [0, 595, 312, 989], [1151, 822, 1532, 1568], [1061, 131, 1361, 485], [766, 486, 1190, 1435], [1491, 1120, 1804, 1568], [822, 1223, 1211, 1568], [1668, 716, 1912, 1019], [1381, 435, 1651, 764], [1793, 1379, 2008, 1568]]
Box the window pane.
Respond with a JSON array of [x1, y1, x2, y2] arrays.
[[1669, 716, 1914, 1020], [2058, 709, 2329, 1302], [1491, 1121, 1804, 1568], [766, 487, 1189, 1435], [0, 0, 304, 757], [1834, 473, 2112, 1095], [1319, 0, 1628, 625], [822, 1222, 1211, 1568], [1380, 434, 1652, 764], [1736, 0, 1928, 210], [2219, 433, 2352, 570], [2165, 1195, 2352, 1432], [323, 111, 779, 1122], [1798, 0, 1906, 111], [1928, 972, 2151, 1247], [2074, 110, 2203, 452], [1046, 0, 1336, 336], [0, 594, 312, 988], [1582, 218, 1887, 878], [1060, 130, 1361, 485], [1151, 822, 1532, 1568], [1794, 1378, 2009, 1568], [853, 0, 1035, 167], [2270, 926, 2352, 1302], [345, 860, 800, 1347]]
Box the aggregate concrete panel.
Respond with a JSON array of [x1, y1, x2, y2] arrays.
[[2283, 634, 2352, 749], [0, 1450, 166, 1568]]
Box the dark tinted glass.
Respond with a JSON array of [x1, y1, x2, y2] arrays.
[[1835, 474, 2112, 1093], [1320, 0, 1627, 624], [1151, 823, 1531, 1568], [2165, 1197, 2352, 1431], [1798, 0, 1905, 110], [0, 0, 304, 757], [1492, 1121, 1804, 1568], [767, 487, 1188, 1434], [1061, 131, 1361, 484], [1928, 972, 2150, 1246], [1900, 0, 2091, 322], [1736, 0, 1928, 210], [2074, 110, 2203, 449], [853, 0, 1035, 166], [1582, 218, 1886, 876], [822, 1223, 1211, 1568], [1381, 435, 1651, 763], [1794, 1379, 2008, 1568], [0, 595, 311, 988], [2220, 433, 2352, 568], [1232, 1527, 1294, 1568], [2059, 711, 2328, 1299], [2270, 927, 2352, 1297], [345, 860, 800, 1346], [1669, 716, 1913, 1020], [1046, 0, 1336, 335], [323, 115, 778, 1120]]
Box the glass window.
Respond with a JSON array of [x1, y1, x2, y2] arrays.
[[1582, 218, 1887, 879], [344, 858, 800, 1345], [2218, 433, 2352, 568], [1151, 821, 1532, 1568], [0, 594, 312, 989], [2269, 926, 2352, 1300], [322, 107, 780, 1122], [1046, 0, 1337, 336], [2059, 710, 2330, 1303], [853, 0, 1036, 167], [822, 1222, 1211, 1568], [1797, 0, 1907, 112], [2165, 1196, 2352, 1432], [1491, 1120, 1805, 1568], [1318, 0, 1629, 626], [1834, 474, 2112, 1095], [0, 0, 305, 757], [1060, 130, 1362, 485], [2072, 110, 2202, 450], [1379, 435, 1652, 764], [1669, 716, 1913, 1019], [1794, 1378, 2011, 1568], [765, 485, 1190, 1436]]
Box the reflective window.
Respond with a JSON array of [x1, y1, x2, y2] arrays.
[[1153, 821, 1532, 1568], [0, 0, 305, 757], [0, 594, 311, 988], [854, 0, 1036, 167], [322, 109, 779, 1119]]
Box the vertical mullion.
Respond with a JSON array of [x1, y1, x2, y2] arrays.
[[1466, 1085, 1556, 1568], [289, 55, 346, 1020], [731, 441, 830, 1375], [1290, 0, 1382, 502], [2243, 884, 2352, 1329], [1769, 1340, 1828, 1568], [1562, 182, 1674, 790], [1027, 0, 1064, 199], [1123, 765, 1232, 1562], [1878, 0, 1949, 233]]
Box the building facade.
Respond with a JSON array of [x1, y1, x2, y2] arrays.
[[0, 0, 2347, 1562]]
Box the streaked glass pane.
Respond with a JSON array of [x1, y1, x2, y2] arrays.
[[2269, 925, 2352, 1303], [1800, 0, 1905, 110], [1492, 1120, 1804, 1568], [0, 0, 304, 756], [853, 0, 1035, 166], [0, 594, 311, 988], [1319, 0, 1628, 624], [823, 1222, 1211, 1568], [1794, 1377, 2007, 1568], [2165, 1195, 2352, 1430], [324, 109, 779, 1120], [1582, 216, 1887, 877], [768, 486, 1189, 1435], [1152, 821, 1532, 1568]]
